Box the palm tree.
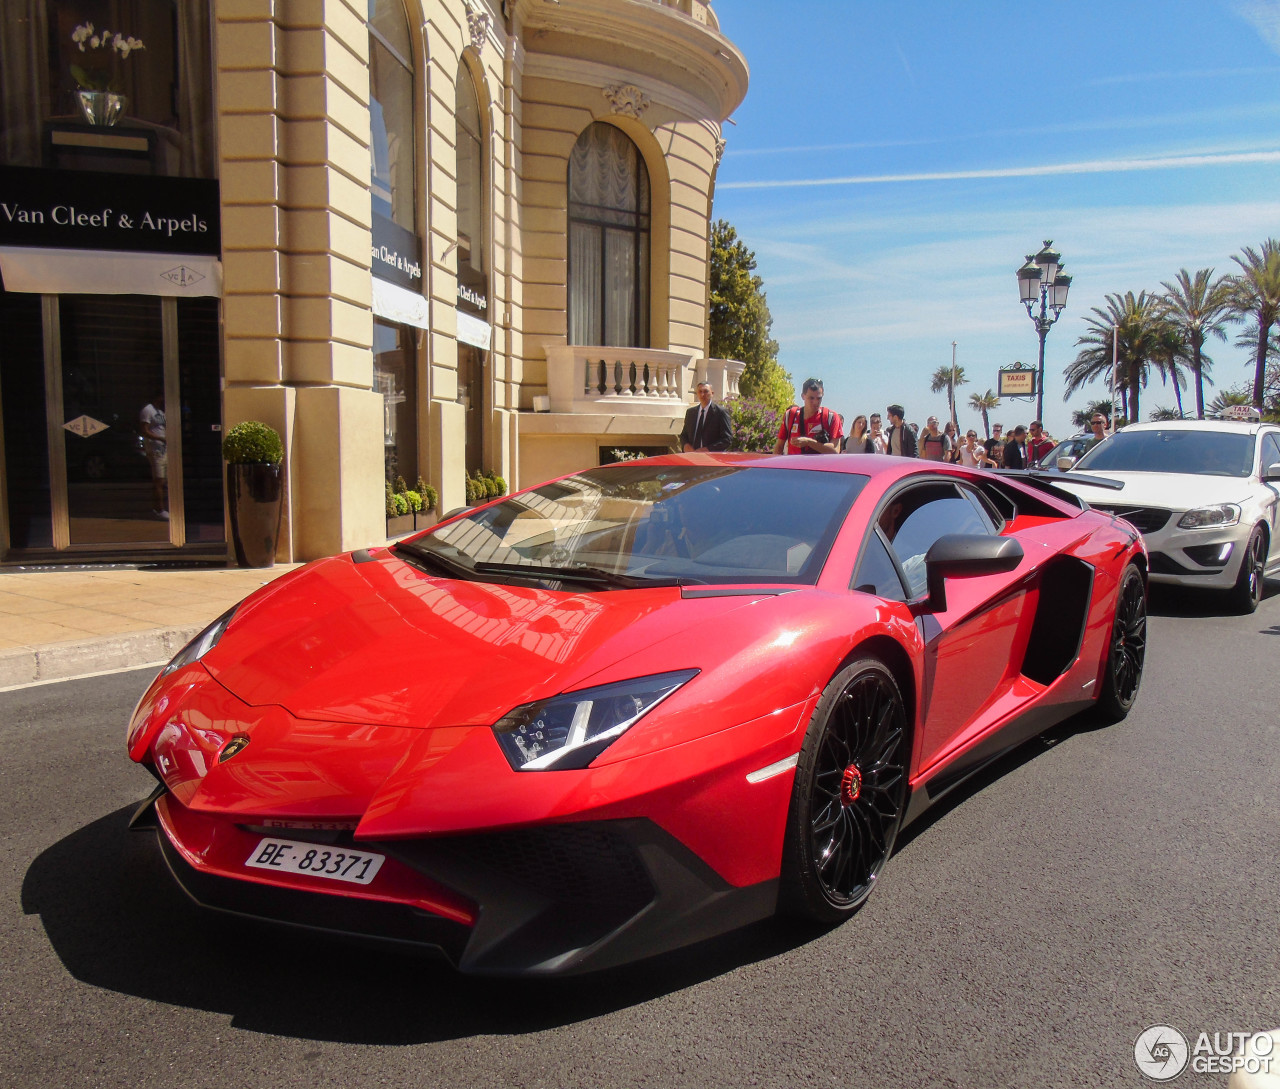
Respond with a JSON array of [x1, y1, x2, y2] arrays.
[[1159, 268, 1231, 418], [1149, 406, 1182, 421], [1208, 387, 1252, 416], [930, 364, 968, 430], [968, 389, 1000, 438], [1063, 291, 1171, 425], [1227, 239, 1280, 410], [1070, 398, 1116, 430], [1149, 322, 1189, 418]]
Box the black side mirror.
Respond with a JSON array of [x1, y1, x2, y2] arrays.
[[911, 534, 1025, 615]]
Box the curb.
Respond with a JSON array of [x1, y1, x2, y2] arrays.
[[0, 625, 203, 690]]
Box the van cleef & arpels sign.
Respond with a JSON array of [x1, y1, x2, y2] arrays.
[[0, 166, 220, 256]]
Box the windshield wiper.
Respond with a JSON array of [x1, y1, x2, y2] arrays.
[[471, 561, 689, 589], [392, 540, 477, 580]]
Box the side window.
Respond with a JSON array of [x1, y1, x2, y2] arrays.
[[961, 485, 1002, 532], [881, 483, 993, 598], [1262, 433, 1280, 475], [852, 531, 907, 602]]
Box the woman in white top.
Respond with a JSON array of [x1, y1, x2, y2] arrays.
[[957, 429, 991, 468]]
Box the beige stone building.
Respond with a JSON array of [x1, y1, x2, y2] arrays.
[[0, 0, 747, 565]]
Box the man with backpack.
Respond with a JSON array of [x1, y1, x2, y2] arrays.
[[773, 378, 843, 455]]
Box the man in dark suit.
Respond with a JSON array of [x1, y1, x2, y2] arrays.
[[680, 382, 733, 451], [884, 404, 917, 457], [1001, 424, 1029, 468]]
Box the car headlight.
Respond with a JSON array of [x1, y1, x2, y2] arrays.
[[1177, 504, 1241, 529], [161, 605, 238, 676], [493, 669, 698, 771]]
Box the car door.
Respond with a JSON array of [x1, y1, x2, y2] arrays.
[[1261, 433, 1280, 564], [874, 479, 1032, 777]]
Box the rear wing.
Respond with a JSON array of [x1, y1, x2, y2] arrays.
[[989, 468, 1125, 510]]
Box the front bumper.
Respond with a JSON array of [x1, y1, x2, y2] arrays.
[[1142, 523, 1251, 589], [129, 789, 778, 976]]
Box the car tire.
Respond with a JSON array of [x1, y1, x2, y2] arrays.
[[779, 657, 909, 924], [1227, 526, 1268, 615], [1095, 563, 1147, 723]]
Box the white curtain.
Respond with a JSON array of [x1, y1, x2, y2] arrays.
[[569, 222, 602, 345]]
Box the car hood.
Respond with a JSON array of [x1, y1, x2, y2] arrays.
[[204, 552, 769, 729], [1062, 471, 1254, 511]]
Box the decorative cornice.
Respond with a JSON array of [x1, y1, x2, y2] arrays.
[[714, 137, 726, 165], [466, 2, 493, 56], [603, 83, 650, 120]]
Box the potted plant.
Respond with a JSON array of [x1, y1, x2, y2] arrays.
[[70, 23, 145, 126], [414, 475, 439, 530], [223, 420, 283, 568]]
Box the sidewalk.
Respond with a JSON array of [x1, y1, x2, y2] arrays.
[[0, 564, 301, 689]]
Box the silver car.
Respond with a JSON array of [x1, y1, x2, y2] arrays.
[[1063, 419, 1280, 613]]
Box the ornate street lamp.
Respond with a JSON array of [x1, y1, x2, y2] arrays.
[[1016, 240, 1070, 421]]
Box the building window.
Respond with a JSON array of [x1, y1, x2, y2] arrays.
[[368, 0, 414, 230], [568, 122, 650, 348], [1, 0, 215, 177]]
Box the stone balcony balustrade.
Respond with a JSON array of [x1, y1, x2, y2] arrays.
[[543, 345, 743, 415]]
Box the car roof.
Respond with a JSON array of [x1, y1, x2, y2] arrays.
[[1112, 419, 1272, 436]]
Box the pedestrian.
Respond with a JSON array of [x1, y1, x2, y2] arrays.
[[1087, 412, 1109, 447], [1027, 420, 1054, 465], [680, 381, 733, 452], [957, 428, 990, 468], [843, 414, 874, 453], [1001, 424, 1030, 468], [943, 421, 962, 462], [868, 412, 888, 453], [992, 423, 1004, 443], [884, 404, 917, 457], [774, 378, 843, 455], [919, 415, 952, 461]]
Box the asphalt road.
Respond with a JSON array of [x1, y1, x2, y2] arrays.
[[2, 584, 1278, 1089]]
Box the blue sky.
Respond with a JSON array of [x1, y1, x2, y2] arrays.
[[711, 0, 1280, 439]]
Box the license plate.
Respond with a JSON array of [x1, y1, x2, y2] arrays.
[[245, 837, 385, 885]]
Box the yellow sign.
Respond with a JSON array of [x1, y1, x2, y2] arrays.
[[998, 369, 1036, 397]]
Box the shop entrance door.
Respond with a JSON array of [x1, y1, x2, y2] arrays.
[[57, 296, 177, 545], [0, 293, 224, 560]]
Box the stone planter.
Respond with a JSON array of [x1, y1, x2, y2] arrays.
[[386, 513, 414, 537], [414, 508, 438, 531], [227, 462, 282, 568]]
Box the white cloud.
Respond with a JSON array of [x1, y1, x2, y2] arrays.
[[1233, 0, 1280, 52], [719, 149, 1280, 190]]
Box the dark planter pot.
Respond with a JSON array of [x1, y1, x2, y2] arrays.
[[413, 508, 438, 531], [386, 512, 414, 537], [227, 462, 283, 568]]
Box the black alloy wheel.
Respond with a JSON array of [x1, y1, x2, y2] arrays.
[[1096, 563, 1147, 723], [1228, 527, 1268, 615], [781, 658, 909, 923]]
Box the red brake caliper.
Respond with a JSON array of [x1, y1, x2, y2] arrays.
[[840, 764, 862, 806]]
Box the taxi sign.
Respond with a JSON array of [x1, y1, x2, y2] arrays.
[[1216, 405, 1261, 422]]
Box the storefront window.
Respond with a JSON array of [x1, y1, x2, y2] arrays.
[[368, 0, 414, 231], [374, 320, 416, 486], [0, 0, 215, 177], [568, 122, 650, 348]]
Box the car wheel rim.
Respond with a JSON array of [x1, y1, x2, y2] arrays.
[[809, 672, 906, 907], [1111, 574, 1147, 705], [1248, 536, 1265, 604]]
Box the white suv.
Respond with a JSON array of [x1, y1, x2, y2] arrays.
[[1062, 418, 1280, 612]]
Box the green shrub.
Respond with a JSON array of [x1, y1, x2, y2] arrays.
[[392, 492, 409, 515], [404, 489, 423, 512], [385, 479, 397, 517], [422, 483, 438, 510], [222, 420, 283, 464], [465, 475, 483, 504], [394, 474, 408, 495], [490, 474, 507, 497]]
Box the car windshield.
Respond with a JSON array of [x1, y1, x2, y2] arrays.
[[399, 465, 868, 586], [1075, 429, 1255, 477]]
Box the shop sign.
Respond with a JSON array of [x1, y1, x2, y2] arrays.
[[372, 212, 422, 292], [998, 366, 1037, 398], [0, 165, 219, 255]]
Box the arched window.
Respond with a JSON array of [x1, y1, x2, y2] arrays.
[[455, 67, 486, 282], [455, 65, 488, 475], [568, 122, 650, 348], [368, 0, 414, 230]]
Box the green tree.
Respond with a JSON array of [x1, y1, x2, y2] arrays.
[[930, 364, 968, 431], [1064, 291, 1170, 425], [1159, 267, 1230, 418], [708, 219, 792, 413], [724, 397, 781, 453], [1226, 239, 1280, 411], [1148, 405, 1183, 421], [967, 388, 1000, 438], [1070, 398, 1116, 429]]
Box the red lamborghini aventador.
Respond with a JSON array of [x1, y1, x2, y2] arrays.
[[125, 454, 1147, 975]]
